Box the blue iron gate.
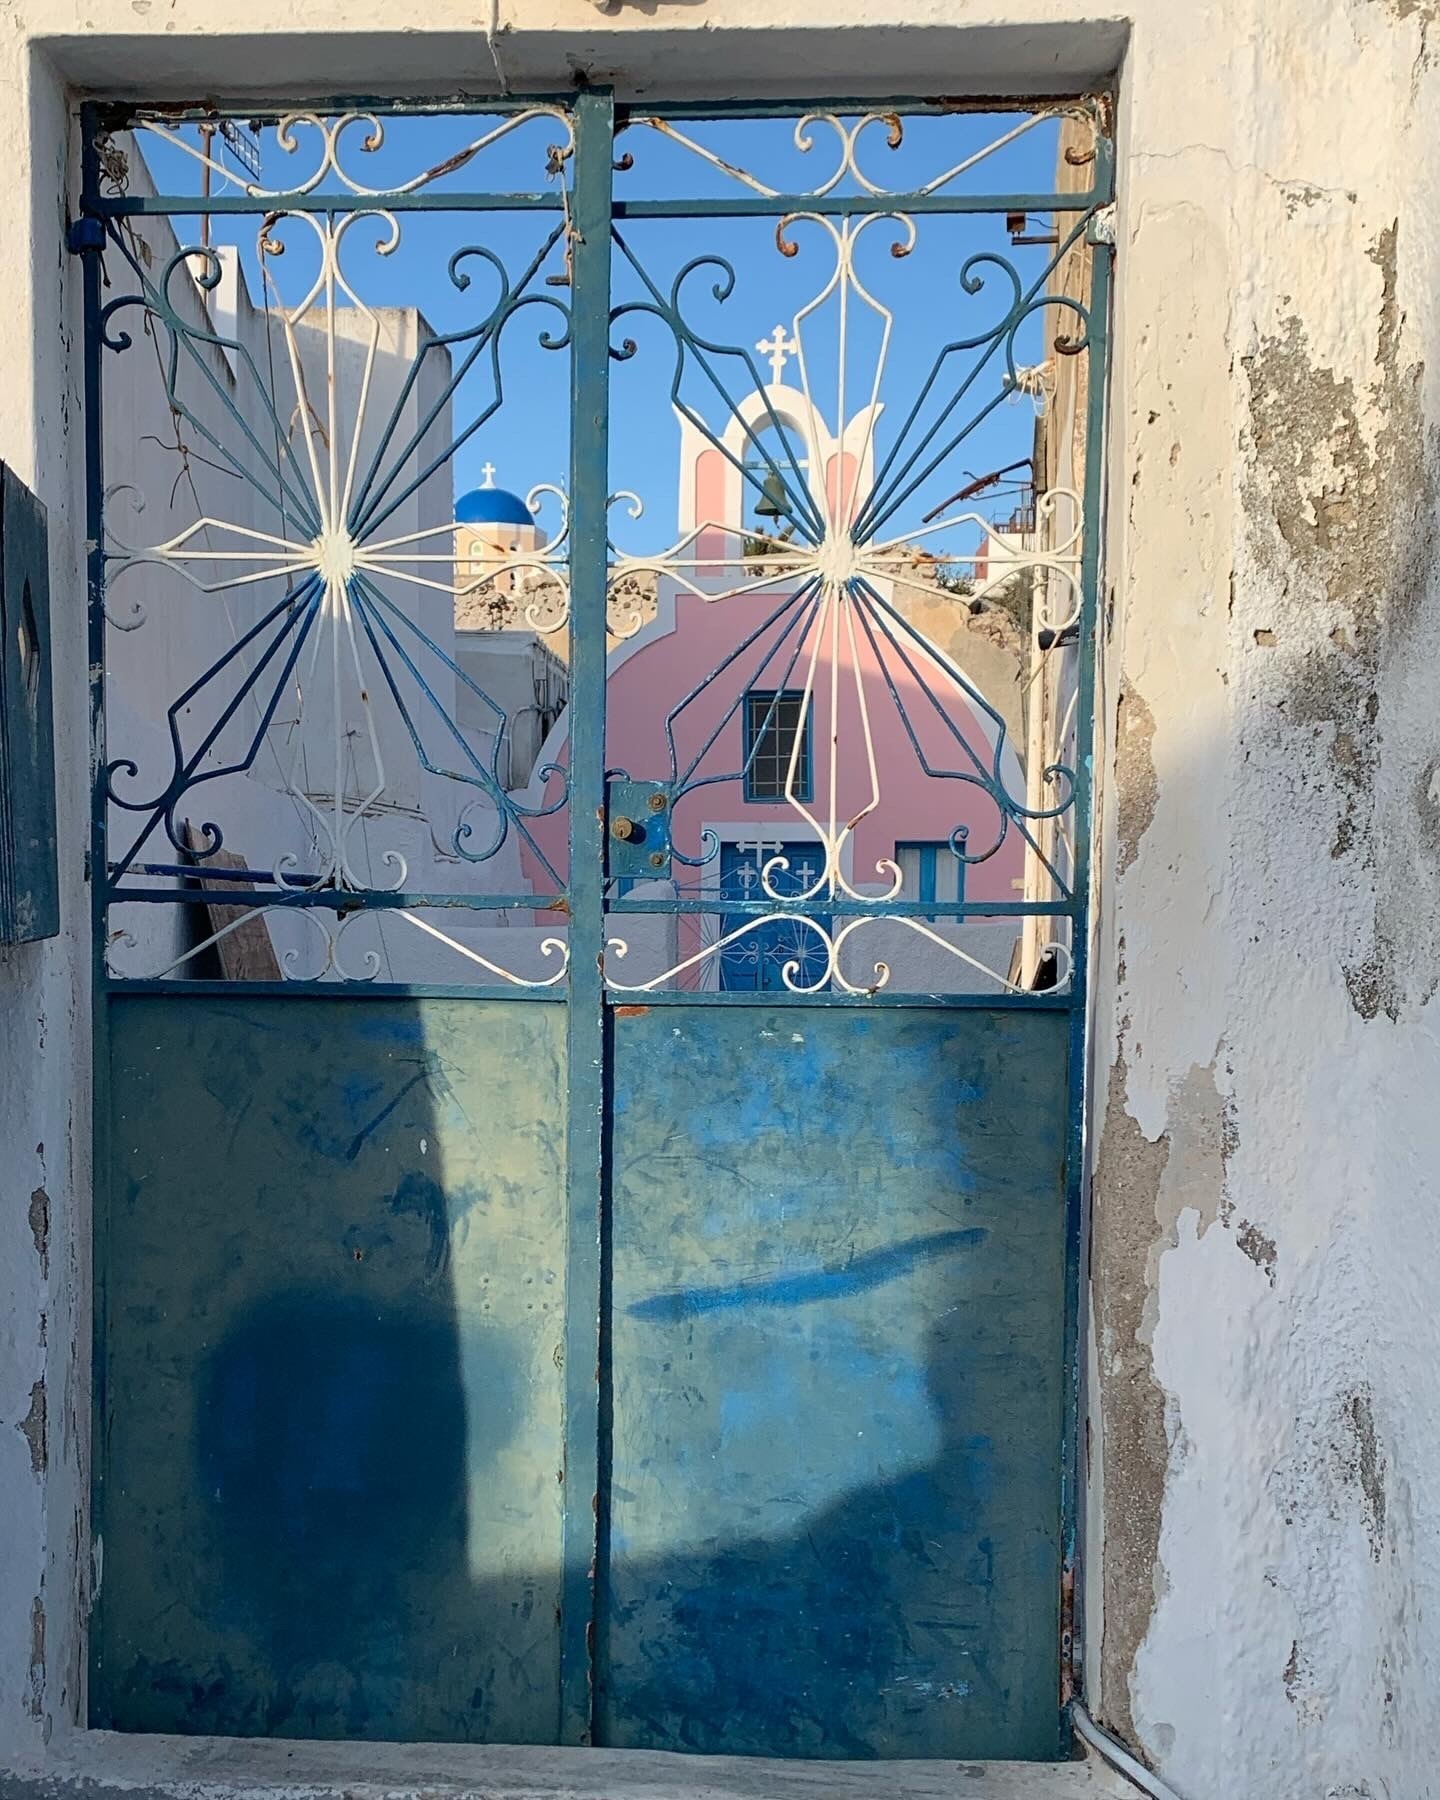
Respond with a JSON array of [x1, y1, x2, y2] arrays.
[[79, 91, 1113, 1759]]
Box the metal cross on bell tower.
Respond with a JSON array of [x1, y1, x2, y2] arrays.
[[755, 323, 799, 385]]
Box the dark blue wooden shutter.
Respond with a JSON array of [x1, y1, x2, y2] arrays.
[[0, 465, 59, 943]]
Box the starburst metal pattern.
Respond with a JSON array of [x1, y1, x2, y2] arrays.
[[96, 112, 577, 983], [602, 172, 1100, 995], [87, 96, 1109, 997]]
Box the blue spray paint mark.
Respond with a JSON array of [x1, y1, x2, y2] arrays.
[[627, 1226, 987, 1321]]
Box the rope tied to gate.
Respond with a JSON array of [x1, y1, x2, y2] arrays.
[[546, 140, 580, 289]]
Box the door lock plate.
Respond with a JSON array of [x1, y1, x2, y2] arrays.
[[606, 779, 671, 880]]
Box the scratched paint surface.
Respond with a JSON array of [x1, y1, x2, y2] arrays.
[[601, 1005, 1069, 1761], [95, 995, 566, 1742]]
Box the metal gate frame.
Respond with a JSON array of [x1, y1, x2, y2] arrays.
[[77, 86, 1114, 1748]]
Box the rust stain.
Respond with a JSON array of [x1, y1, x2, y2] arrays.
[[613, 1004, 649, 1018], [638, 116, 756, 191], [415, 140, 490, 186]]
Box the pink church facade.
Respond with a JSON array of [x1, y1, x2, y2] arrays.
[[523, 582, 1025, 906], [514, 376, 1028, 989]]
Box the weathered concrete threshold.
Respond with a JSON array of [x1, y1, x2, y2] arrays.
[[0, 1736, 1145, 1800]]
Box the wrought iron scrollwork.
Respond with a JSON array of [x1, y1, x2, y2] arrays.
[[601, 145, 1102, 994], [88, 96, 1109, 993], [95, 108, 580, 984]]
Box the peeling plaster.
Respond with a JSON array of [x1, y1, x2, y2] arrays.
[[27, 1188, 49, 1282], [1092, 1054, 1171, 1752], [1231, 1217, 1277, 1282], [1093, 1049, 1238, 1747], [1104, 156, 1438, 1789], [1369, 0, 1438, 24], [1339, 1390, 1388, 1562], [17, 1381, 47, 1478], [1113, 690, 1158, 879], [1242, 222, 1440, 1021], [25, 1600, 43, 1724], [1268, 1385, 1392, 1637]]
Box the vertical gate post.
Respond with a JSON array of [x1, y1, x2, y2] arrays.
[[76, 104, 113, 1714], [1063, 207, 1113, 1712], [560, 83, 614, 1747]]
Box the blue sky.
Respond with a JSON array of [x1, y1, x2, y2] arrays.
[[132, 108, 1068, 557]]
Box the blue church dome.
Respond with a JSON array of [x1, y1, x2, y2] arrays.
[[455, 481, 534, 528]]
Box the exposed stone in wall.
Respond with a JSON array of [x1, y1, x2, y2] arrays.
[[1094, 1039, 1238, 1755], [1091, 1053, 1169, 1753], [1112, 690, 1156, 880]]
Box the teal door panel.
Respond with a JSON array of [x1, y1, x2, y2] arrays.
[[600, 1004, 1069, 1761], [94, 994, 567, 1743]]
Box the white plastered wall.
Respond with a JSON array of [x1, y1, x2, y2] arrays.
[[0, 7, 1437, 1800], [0, 40, 91, 1762]]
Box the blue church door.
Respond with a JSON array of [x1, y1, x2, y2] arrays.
[[718, 840, 831, 992]]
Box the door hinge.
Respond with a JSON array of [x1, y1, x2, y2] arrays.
[[1088, 203, 1117, 249], [67, 217, 105, 256], [1059, 1560, 1077, 1705]]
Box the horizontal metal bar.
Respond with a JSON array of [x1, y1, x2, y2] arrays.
[[87, 191, 565, 218], [618, 94, 1106, 122], [95, 91, 1107, 131], [96, 94, 582, 131], [613, 190, 1101, 219], [104, 977, 1066, 1008], [105, 886, 566, 911], [90, 187, 1100, 221], [121, 861, 321, 885], [605, 988, 1073, 1010], [606, 897, 1077, 918], [105, 978, 565, 1000]]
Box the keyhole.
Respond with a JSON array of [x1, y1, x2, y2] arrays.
[[16, 579, 40, 705]]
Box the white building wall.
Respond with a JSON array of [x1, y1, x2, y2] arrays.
[[455, 630, 567, 792], [0, 9, 1437, 1800]]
